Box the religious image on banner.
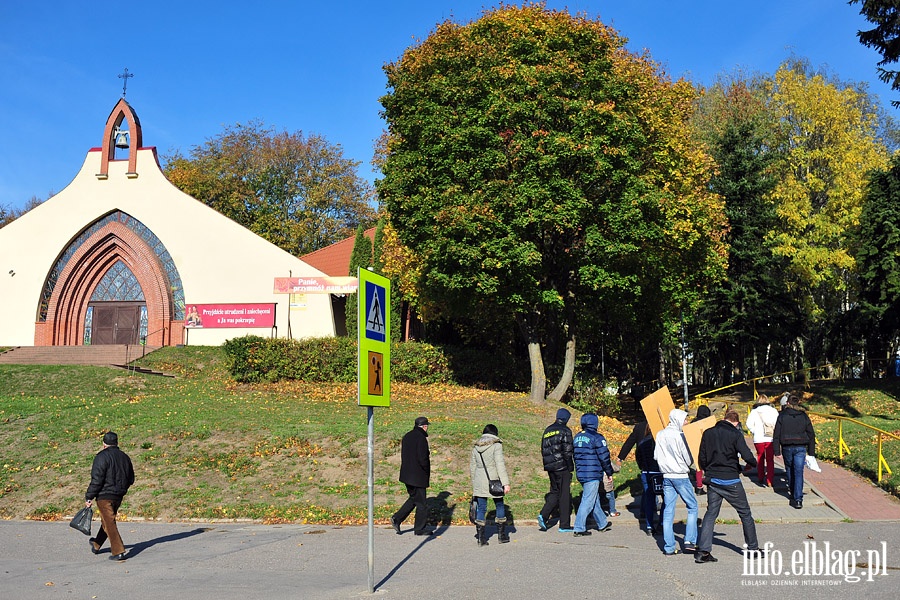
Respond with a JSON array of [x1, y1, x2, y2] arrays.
[[185, 305, 203, 328]]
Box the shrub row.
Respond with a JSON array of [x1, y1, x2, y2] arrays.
[[221, 336, 528, 390]]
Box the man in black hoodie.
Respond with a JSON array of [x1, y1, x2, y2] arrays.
[[86, 431, 135, 561], [773, 395, 816, 509], [695, 411, 760, 564], [538, 408, 575, 532]]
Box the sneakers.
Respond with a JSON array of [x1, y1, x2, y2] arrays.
[[683, 543, 696, 553], [558, 527, 574, 533], [664, 549, 680, 556], [573, 530, 592, 537], [607, 511, 621, 517], [644, 528, 653, 536], [695, 552, 718, 564], [598, 523, 612, 532], [537, 514, 547, 531]]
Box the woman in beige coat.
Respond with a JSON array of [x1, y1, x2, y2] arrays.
[[470, 423, 511, 546]]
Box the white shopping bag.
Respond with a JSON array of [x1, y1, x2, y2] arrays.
[[805, 455, 821, 472]]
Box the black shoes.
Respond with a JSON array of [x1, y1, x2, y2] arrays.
[[88, 538, 100, 555], [598, 523, 612, 532], [789, 499, 803, 509], [109, 552, 127, 561], [695, 552, 718, 564], [390, 517, 401, 534], [413, 529, 434, 536], [573, 530, 591, 537], [683, 543, 696, 553]]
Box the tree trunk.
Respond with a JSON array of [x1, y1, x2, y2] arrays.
[[527, 341, 547, 404], [547, 332, 575, 402], [518, 312, 547, 404]]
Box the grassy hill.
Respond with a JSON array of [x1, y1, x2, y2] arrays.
[[0, 346, 636, 524], [1, 346, 898, 525]]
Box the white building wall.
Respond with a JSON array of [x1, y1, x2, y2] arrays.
[[0, 148, 336, 346]]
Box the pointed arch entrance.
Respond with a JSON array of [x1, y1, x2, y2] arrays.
[[35, 211, 185, 346]]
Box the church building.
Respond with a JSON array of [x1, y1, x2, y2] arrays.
[[0, 98, 337, 347]]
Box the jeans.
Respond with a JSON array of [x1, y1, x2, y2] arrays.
[[539, 470, 572, 529], [662, 477, 698, 553], [640, 472, 662, 530], [754, 442, 775, 486], [782, 445, 807, 501], [698, 481, 758, 552], [605, 490, 616, 514], [574, 479, 608, 532], [475, 496, 506, 522]]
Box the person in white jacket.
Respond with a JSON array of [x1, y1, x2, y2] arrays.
[[746, 395, 779, 487], [653, 409, 698, 556]]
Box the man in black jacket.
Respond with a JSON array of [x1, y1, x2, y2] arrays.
[[773, 394, 816, 509], [86, 431, 135, 561], [537, 408, 575, 532], [695, 411, 761, 564], [391, 416, 432, 536]]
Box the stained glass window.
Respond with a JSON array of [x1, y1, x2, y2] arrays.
[[91, 261, 145, 301], [39, 211, 185, 320]]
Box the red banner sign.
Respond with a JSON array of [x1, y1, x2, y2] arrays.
[[184, 303, 276, 329], [273, 276, 358, 294]]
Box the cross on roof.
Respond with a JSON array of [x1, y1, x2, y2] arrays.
[[118, 68, 134, 98]]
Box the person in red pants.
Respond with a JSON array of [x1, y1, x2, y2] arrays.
[[746, 395, 779, 487]]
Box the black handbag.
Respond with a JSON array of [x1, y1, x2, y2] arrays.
[[468, 498, 477, 524], [478, 451, 505, 497], [69, 506, 93, 536]]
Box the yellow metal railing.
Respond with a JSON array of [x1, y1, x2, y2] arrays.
[[693, 395, 900, 483]]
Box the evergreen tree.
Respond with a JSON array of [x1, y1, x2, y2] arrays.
[[346, 225, 372, 339]]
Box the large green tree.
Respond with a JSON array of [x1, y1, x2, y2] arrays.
[[164, 121, 376, 256], [852, 0, 900, 107], [856, 154, 900, 364], [378, 6, 727, 402]]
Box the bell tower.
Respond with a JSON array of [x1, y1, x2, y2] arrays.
[[97, 97, 143, 179]]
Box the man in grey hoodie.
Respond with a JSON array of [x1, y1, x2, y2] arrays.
[[653, 409, 698, 556]]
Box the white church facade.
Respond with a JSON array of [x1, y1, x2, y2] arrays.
[[0, 99, 337, 347]]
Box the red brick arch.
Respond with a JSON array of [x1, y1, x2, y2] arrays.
[[36, 219, 177, 346]]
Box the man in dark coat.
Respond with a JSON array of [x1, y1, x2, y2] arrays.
[[86, 431, 135, 561], [695, 411, 761, 564], [773, 394, 816, 509], [537, 408, 575, 532], [391, 416, 432, 535]]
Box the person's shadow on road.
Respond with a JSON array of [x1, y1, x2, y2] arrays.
[[122, 527, 211, 559]]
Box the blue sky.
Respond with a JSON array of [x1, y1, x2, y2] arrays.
[[0, 1, 890, 212]]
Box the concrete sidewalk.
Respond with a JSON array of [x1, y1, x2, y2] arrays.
[[1, 519, 897, 599]]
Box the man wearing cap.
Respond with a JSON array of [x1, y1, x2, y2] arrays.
[[537, 408, 575, 532], [85, 431, 135, 561], [391, 417, 432, 535]]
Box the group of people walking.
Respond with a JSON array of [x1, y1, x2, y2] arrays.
[[390, 390, 816, 559]]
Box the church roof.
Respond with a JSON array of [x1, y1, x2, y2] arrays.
[[301, 228, 375, 277]]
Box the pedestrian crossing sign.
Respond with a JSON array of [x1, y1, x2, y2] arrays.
[[358, 268, 390, 407]]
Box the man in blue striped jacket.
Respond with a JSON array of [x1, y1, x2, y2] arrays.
[[572, 413, 615, 537]]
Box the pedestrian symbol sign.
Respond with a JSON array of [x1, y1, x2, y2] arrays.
[[358, 268, 390, 407], [365, 281, 386, 342]]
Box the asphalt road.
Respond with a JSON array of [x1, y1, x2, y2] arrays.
[[1, 519, 898, 599]]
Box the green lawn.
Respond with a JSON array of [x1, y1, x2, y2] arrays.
[[2, 347, 897, 525], [0, 346, 637, 524]]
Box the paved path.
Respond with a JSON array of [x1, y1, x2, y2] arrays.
[[802, 458, 900, 521], [1, 520, 896, 599]]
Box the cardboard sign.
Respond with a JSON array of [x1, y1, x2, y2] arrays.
[[641, 386, 677, 439], [683, 416, 716, 468]]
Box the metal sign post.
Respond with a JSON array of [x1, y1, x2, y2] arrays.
[[357, 267, 391, 594]]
